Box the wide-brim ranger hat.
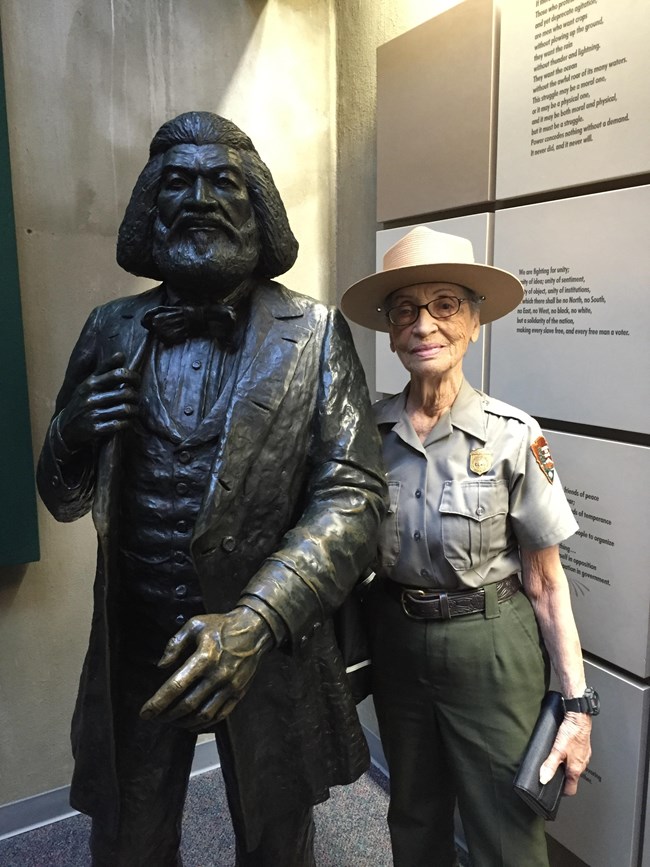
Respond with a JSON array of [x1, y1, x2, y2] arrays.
[[341, 226, 524, 332]]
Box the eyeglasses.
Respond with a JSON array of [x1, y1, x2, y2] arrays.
[[385, 295, 482, 327]]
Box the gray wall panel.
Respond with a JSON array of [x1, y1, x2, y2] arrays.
[[376, 0, 497, 221], [545, 430, 650, 677], [549, 659, 649, 867], [491, 186, 650, 433], [497, 0, 650, 198]]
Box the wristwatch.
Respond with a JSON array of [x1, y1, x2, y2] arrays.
[[563, 687, 600, 716]]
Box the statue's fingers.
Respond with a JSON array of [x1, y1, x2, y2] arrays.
[[92, 419, 137, 440], [214, 695, 240, 723], [140, 678, 184, 720], [158, 619, 202, 667], [95, 352, 126, 376], [86, 397, 140, 421], [140, 650, 206, 719], [93, 369, 141, 395], [187, 687, 238, 731], [161, 679, 219, 723]]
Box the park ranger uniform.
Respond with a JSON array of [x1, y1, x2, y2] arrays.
[[369, 377, 578, 867]]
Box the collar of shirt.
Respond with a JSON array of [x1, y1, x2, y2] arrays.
[[375, 378, 488, 450], [162, 282, 250, 312]]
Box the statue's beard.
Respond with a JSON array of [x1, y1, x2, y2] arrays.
[[152, 214, 260, 300]]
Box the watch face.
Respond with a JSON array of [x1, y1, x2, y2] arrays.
[[585, 687, 601, 716]]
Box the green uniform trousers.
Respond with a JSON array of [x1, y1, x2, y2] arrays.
[[370, 582, 550, 867]]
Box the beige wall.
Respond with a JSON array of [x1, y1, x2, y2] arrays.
[[333, 0, 465, 392], [0, 0, 334, 806], [0, 0, 462, 812], [333, 0, 466, 747]]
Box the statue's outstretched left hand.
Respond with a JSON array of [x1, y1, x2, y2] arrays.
[[140, 607, 273, 730]]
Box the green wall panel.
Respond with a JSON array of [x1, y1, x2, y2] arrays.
[[0, 38, 40, 564]]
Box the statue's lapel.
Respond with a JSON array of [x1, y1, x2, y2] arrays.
[[93, 288, 164, 537], [194, 284, 312, 539], [101, 287, 165, 372]]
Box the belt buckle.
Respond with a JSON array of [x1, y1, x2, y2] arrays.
[[400, 587, 427, 620], [400, 588, 451, 620]]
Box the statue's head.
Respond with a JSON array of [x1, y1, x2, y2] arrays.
[[117, 112, 298, 294]]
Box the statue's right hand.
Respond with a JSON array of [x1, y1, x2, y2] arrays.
[[57, 352, 141, 451]]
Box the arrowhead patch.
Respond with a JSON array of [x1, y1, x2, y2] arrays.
[[531, 436, 555, 484]]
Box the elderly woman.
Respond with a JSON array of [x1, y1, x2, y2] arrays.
[[341, 227, 596, 867]]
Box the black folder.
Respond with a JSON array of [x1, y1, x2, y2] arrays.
[[513, 690, 566, 821]]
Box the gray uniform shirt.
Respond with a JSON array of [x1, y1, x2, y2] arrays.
[[373, 378, 578, 590]]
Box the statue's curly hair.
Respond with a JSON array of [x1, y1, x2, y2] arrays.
[[116, 112, 298, 280]]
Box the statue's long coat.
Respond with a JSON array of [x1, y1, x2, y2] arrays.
[[38, 280, 386, 847]]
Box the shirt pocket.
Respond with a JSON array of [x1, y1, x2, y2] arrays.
[[378, 481, 401, 567], [439, 479, 509, 572]]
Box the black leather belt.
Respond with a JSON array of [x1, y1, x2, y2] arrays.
[[384, 574, 520, 620]]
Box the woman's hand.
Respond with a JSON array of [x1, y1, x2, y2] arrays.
[[521, 545, 593, 796], [540, 711, 592, 795]]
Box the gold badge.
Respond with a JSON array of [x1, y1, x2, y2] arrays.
[[469, 448, 493, 475], [531, 436, 555, 484]]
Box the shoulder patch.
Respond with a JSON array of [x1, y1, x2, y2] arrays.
[[531, 436, 555, 484]]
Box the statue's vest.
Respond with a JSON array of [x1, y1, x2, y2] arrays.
[[117, 342, 235, 656]]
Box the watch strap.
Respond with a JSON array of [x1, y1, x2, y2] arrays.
[[562, 687, 600, 716], [562, 695, 589, 713]]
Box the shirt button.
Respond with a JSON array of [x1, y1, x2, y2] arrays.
[[175, 614, 187, 625], [176, 520, 189, 534], [175, 584, 188, 599], [183, 406, 194, 416], [192, 360, 202, 370], [221, 535, 236, 553], [176, 482, 189, 495], [413, 531, 421, 541], [178, 450, 191, 464], [420, 569, 430, 578], [51, 476, 60, 487], [415, 489, 422, 498], [476, 506, 485, 516]]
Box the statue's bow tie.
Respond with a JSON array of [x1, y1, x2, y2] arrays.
[[141, 303, 238, 348]]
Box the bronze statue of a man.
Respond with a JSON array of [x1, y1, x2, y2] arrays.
[[38, 111, 386, 867]]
